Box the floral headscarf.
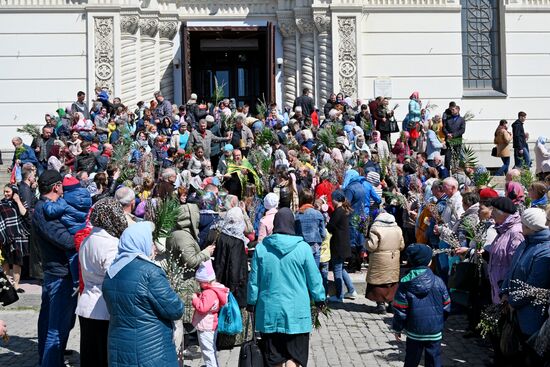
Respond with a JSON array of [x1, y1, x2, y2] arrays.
[[90, 197, 128, 238], [211, 207, 249, 245]]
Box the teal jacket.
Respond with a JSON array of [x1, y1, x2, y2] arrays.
[[248, 233, 325, 334]]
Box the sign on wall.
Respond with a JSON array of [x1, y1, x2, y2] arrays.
[[374, 77, 392, 98]]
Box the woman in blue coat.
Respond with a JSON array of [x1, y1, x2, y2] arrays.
[[248, 207, 325, 367], [103, 222, 184, 367]]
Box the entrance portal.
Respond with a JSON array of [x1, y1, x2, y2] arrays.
[[181, 24, 275, 109]]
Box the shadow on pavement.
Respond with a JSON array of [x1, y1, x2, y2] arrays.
[[0, 335, 81, 366]]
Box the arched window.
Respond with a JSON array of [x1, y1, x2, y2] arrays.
[[461, 0, 502, 91]]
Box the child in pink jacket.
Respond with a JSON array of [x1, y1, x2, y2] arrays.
[[192, 259, 229, 367]]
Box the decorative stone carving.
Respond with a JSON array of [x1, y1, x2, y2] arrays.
[[120, 15, 139, 35], [337, 17, 357, 98], [139, 18, 159, 38], [296, 17, 315, 34], [159, 20, 178, 40], [278, 19, 297, 38], [94, 17, 115, 95], [314, 14, 331, 34]]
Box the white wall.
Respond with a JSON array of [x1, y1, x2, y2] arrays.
[[0, 12, 88, 148], [356, 9, 550, 168]]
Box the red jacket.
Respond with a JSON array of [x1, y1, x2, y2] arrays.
[[315, 180, 338, 215]]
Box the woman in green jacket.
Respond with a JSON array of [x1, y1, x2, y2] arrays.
[[248, 207, 325, 367]]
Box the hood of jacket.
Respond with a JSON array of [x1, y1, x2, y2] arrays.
[[261, 233, 304, 256], [176, 203, 200, 238], [399, 267, 435, 298], [525, 228, 550, 246], [373, 212, 396, 226], [201, 281, 230, 306], [494, 212, 522, 234]]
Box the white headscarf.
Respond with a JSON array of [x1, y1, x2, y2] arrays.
[[212, 207, 249, 245]]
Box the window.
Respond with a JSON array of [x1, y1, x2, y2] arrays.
[[461, 0, 502, 91]]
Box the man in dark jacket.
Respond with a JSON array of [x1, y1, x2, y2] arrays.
[[33, 170, 77, 367], [153, 91, 173, 121], [31, 126, 55, 174], [442, 104, 465, 171], [512, 111, 530, 168], [293, 88, 314, 118], [74, 141, 98, 174], [393, 244, 451, 367], [186, 93, 207, 128]]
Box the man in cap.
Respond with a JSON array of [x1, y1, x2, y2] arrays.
[[32, 170, 77, 366]]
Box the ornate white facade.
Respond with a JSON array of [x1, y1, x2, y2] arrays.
[[1, 0, 550, 166]]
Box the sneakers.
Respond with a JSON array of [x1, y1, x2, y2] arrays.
[[344, 290, 358, 300], [327, 295, 343, 303]]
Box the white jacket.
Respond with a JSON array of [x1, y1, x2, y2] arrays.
[[75, 228, 119, 320], [534, 141, 550, 174]]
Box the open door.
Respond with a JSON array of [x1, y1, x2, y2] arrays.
[[266, 22, 276, 104], [181, 22, 192, 102]]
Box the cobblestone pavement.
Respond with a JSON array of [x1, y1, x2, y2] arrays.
[[1, 295, 493, 367]]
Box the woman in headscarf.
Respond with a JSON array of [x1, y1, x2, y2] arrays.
[[170, 121, 190, 151], [207, 207, 249, 308], [76, 198, 128, 367], [0, 185, 29, 293], [369, 131, 390, 161], [392, 131, 411, 164], [258, 193, 279, 242], [247, 208, 325, 367], [534, 136, 550, 180], [103, 222, 184, 367], [505, 181, 526, 214]]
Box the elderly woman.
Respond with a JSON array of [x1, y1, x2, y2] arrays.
[[529, 181, 548, 209], [502, 208, 550, 365], [505, 181, 526, 214], [76, 198, 128, 367], [103, 222, 184, 367], [207, 207, 249, 308], [258, 193, 279, 243], [426, 121, 444, 167], [248, 208, 325, 367], [0, 185, 29, 293], [366, 212, 405, 314]]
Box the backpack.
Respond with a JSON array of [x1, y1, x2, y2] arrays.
[[217, 292, 243, 335]]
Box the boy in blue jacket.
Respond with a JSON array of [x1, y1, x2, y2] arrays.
[[392, 244, 451, 367], [43, 175, 92, 290], [295, 189, 325, 268]]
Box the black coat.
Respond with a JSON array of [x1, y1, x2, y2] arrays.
[[208, 231, 248, 308], [326, 206, 352, 261], [512, 119, 526, 149]]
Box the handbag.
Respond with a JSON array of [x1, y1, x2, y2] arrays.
[[491, 146, 498, 157], [239, 313, 264, 367], [0, 270, 19, 306], [500, 311, 522, 358], [389, 117, 400, 133]]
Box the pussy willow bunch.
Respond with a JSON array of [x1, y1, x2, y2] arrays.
[[311, 301, 332, 329], [439, 225, 461, 249], [162, 248, 196, 299], [425, 202, 443, 224], [351, 214, 371, 237], [477, 303, 505, 339], [506, 279, 550, 315]]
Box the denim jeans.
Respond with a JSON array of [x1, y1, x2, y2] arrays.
[[332, 258, 355, 300], [514, 146, 531, 169], [319, 261, 329, 296], [310, 243, 321, 268], [38, 274, 78, 367], [495, 156, 510, 176], [405, 338, 441, 367]]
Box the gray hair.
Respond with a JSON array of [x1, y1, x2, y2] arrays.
[[114, 186, 136, 206], [443, 177, 458, 189], [161, 168, 176, 181], [12, 137, 22, 144]]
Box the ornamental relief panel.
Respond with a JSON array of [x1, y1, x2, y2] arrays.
[[139, 18, 159, 38], [337, 17, 357, 98], [159, 20, 178, 40], [121, 15, 139, 35], [94, 17, 115, 95]]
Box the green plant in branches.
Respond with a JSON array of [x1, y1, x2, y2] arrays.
[[255, 127, 277, 147], [17, 124, 41, 140], [256, 94, 268, 121], [316, 124, 342, 150], [212, 76, 226, 107], [148, 198, 181, 242]]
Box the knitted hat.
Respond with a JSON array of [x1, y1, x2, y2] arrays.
[[366, 171, 381, 187], [406, 244, 433, 267], [479, 188, 499, 201], [263, 193, 279, 211], [195, 259, 216, 283], [62, 175, 81, 191], [521, 208, 547, 232], [491, 197, 516, 214]]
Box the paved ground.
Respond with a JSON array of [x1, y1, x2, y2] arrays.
[[0, 274, 494, 367]]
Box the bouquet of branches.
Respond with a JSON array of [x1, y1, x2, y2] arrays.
[[17, 123, 41, 139], [505, 279, 550, 315], [351, 213, 371, 238], [311, 301, 332, 329], [477, 303, 506, 339]]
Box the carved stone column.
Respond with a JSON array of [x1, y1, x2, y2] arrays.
[[94, 17, 115, 95], [314, 14, 333, 104], [296, 16, 315, 93], [337, 17, 357, 99], [120, 15, 139, 107], [158, 20, 178, 103], [139, 18, 159, 102], [278, 17, 297, 108]]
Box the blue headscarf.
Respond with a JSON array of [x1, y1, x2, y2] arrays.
[[107, 221, 155, 278], [537, 136, 547, 145], [342, 169, 360, 189]]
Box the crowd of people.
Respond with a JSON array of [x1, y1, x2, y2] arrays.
[[0, 86, 549, 367]]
